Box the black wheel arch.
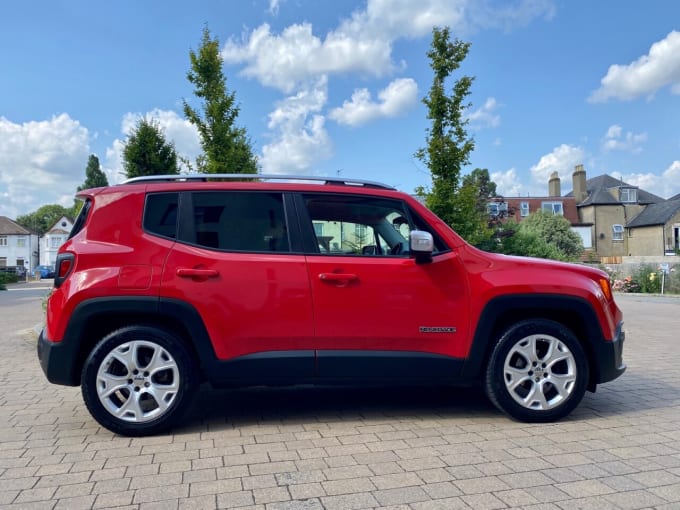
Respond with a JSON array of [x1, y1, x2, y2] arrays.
[[46, 296, 215, 386], [461, 294, 607, 391]]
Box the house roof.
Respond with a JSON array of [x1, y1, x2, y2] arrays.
[[0, 216, 31, 235], [627, 198, 680, 228], [669, 192, 680, 201], [565, 174, 664, 205]]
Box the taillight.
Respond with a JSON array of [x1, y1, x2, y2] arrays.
[[54, 252, 75, 288]]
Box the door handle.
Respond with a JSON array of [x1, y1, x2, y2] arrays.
[[176, 268, 219, 278], [318, 273, 358, 283]]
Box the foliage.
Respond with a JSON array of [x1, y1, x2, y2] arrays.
[[78, 154, 109, 191], [416, 27, 483, 242], [184, 26, 257, 174], [486, 221, 565, 260], [605, 263, 678, 294], [517, 210, 584, 261], [0, 272, 19, 289], [122, 118, 179, 178], [16, 204, 73, 236]]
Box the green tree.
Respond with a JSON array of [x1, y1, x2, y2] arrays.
[[16, 204, 72, 236], [519, 210, 584, 261], [122, 118, 179, 179], [415, 27, 481, 242], [78, 154, 109, 191], [183, 26, 257, 174]]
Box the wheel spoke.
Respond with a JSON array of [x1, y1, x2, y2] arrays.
[[524, 381, 549, 410], [112, 391, 145, 419], [97, 373, 129, 399], [505, 366, 532, 390], [549, 372, 576, 397]]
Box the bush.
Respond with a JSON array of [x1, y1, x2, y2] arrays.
[[0, 272, 19, 288]]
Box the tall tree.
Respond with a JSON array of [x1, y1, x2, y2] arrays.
[[183, 26, 257, 174], [78, 154, 109, 191], [16, 204, 72, 236], [122, 118, 179, 179], [415, 27, 478, 240]]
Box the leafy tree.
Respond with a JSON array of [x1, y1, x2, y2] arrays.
[[415, 27, 482, 242], [490, 211, 583, 261], [16, 204, 72, 236], [183, 26, 257, 174], [78, 154, 109, 191], [122, 118, 179, 179]]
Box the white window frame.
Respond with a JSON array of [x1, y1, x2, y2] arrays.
[[619, 188, 637, 203], [17, 237, 26, 248], [0, 236, 7, 247], [541, 201, 564, 215], [520, 202, 529, 217], [612, 224, 624, 241]]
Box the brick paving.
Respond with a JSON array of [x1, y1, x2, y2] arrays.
[[1, 288, 679, 509]]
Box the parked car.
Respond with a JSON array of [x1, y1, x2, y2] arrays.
[[37, 174, 626, 436], [34, 265, 56, 279]]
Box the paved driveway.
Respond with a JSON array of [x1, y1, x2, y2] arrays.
[[1, 288, 679, 509]]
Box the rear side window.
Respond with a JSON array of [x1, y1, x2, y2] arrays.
[[188, 191, 290, 253], [144, 193, 179, 239], [68, 199, 91, 239]]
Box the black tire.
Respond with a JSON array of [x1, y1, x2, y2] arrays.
[[81, 326, 198, 436], [485, 319, 589, 422]]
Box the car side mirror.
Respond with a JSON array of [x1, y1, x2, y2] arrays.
[[409, 230, 434, 264]]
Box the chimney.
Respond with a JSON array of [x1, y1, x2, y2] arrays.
[[572, 164, 587, 203], [548, 171, 561, 197]]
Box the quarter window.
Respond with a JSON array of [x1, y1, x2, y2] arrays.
[[188, 192, 290, 253], [144, 193, 179, 239]]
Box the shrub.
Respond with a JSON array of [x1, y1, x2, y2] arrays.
[[0, 273, 19, 289]]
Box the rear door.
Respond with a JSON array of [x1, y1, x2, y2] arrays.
[[159, 190, 315, 381]]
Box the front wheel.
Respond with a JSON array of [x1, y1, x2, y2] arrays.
[[81, 326, 198, 436], [485, 320, 589, 422]]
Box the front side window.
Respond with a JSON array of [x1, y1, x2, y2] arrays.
[[612, 224, 624, 241], [188, 191, 290, 253], [541, 201, 564, 215], [303, 194, 443, 256]]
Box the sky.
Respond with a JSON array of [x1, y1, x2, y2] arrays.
[[1, 0, 680, 219]]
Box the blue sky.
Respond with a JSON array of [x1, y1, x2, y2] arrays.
[[1, 0, 680, 218]]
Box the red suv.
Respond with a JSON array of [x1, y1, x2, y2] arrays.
[[38, 175, 625, 436]]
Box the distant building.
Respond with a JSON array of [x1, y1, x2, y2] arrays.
[[0, 216, 39, 274], [41, 216, 73, 266]]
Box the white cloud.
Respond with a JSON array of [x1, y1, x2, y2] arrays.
[[223, 0, 555, 92], [0, 114, 90, 218], [268, 0, 283, 15], [103, 109, 201, 184], [260, 78, 333, 173], [530, 144, 585, 192], [589, 30, 680, 102], [612, 161, 680, 199], [491, 167, 524, 196], [467, 97, 500, 129], [329, 78, 418, 127], [602, 124, 647, 153]]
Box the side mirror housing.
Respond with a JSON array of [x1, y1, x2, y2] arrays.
[[409, 230, 434, 264]]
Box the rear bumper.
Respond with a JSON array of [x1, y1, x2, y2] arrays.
[[592, 321, 626, 385], [37, 328, 80, 386]]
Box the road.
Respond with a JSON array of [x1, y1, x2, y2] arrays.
[[0, 287, 679, 509]]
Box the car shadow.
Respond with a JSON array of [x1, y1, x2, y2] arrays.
[[176, 369, 680, 433]]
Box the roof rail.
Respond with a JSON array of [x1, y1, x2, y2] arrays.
[[121, 173, 395, 190]]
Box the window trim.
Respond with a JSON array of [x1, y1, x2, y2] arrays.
[[541, 201, 564, 215], [612, 223, 624, 241]]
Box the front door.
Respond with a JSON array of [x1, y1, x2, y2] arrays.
[[299, 193, 470, 381]]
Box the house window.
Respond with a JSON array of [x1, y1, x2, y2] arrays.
[[487, 202, 508, 217], [612, 224, 624, 241], [17, 237, 26, 248], [520, 202, 529, 217], [0, 257, 6, 267], [541, 202, 563, 215], [619, 188, 637, 203], [0, 236, 7, 246], [50, 237, 61, 249]]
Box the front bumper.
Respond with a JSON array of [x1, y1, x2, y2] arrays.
[[37, 328, 80, 386], [592, 321, 626, 386]]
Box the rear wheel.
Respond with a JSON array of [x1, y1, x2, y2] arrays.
[[485, 319, 588, 422], [81, 326, 197, 436]]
